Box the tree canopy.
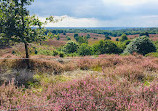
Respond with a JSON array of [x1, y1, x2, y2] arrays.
[[124, 36, 156, 55], [0, 0, 55, 68]]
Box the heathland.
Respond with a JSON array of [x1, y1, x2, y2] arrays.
[[0, 28, 158, 110], [0, 0, 158, 110]]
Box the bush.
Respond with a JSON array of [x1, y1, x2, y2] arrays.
[[78, 36, 88, 44], [124, 36, 156, 55], [53, 50, 58, 56], [145, 52, 158, 57], [86, 34, 91, 39], [66, 36, 71, 40], [78, 43, 92, 56], [140, 32, 149, 37], [116, 38, 119, 41], [59, 52, 65, 58], [104, 36, 111, 40], [120, 34, 128, 42], [93, 40, 120, 55], [74, 33, 79, 41], [124, 40, 131, 45], [114, 41, 126, 53], [64, 41, 78, 53], [38, 49, 54, 56]]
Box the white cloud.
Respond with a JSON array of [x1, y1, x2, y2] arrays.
[[39, 15, 100, 27], [38, 15, 158, 27]]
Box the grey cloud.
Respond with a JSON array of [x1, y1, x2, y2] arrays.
[[28, 0, 158, 21]]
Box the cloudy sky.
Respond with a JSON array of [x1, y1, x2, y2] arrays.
[[29, 0, 158, 27]]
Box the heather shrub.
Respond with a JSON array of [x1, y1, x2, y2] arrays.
[[0, 77, 157, 111], [1, 59, 64, 74], [140, 59, 158, 71], [30, 59, 64, 74], [77, 58, 93, 70], [110, 64, 145, 81], [124, 36, 156, 55], [63, 61, 78, 71]]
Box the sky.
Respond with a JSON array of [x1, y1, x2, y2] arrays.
[[29, 0, 158, 27]]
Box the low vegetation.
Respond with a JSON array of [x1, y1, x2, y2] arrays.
[[0, 55, 158, 110]]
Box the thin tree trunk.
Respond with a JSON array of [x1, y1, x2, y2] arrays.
[[21, 1, 30, 69], [24, 42, 30, 69]]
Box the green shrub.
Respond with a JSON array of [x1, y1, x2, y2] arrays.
[[93, 40, 120, 54], [104, 36, 111, 40], [66, 36, 71, 40], [153, 40, 158, 52], [64, 41, 78, 53], [124, 40, 131, 45], [92, 43, 100, 55], [120, 34, 128, 42], [78, 36, 88, 44], [38, 50, 54, 56], [116, 38, 119, 41], [67, 52, 78, 57], [12, 50, 16, 55], [86, 34, 91, 39], [35, 50, 38, 54], [53, 50, 58, 56], [124, 36, 156, 55], [59, 52, 65, 58], [74, 33, 79, 41], [140, 32, 149, 37], [78, 43, 92, 56], [145, 52, 158, 57], [114, 41, 126, 53]]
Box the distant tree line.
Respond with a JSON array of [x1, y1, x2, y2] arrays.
[[44, 28, 158, 37]]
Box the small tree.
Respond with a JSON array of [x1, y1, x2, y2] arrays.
[[78, 43, 92, 56], [140, 32, 149, 37], [104, 36, 111, 40], [47, 32, 54, 39], [116, 38, 119, 41], [74, 33, 79, 41], [86, 34, 91, 39], [0, 0, 57, 68], [124, 36, 156, 55], [120, 34, 128, 42], [64, 41, 78, 53], [78, 36, 88, 44]]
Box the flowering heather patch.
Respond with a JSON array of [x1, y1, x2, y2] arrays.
[[0, 76, 157, 111], [42, 39, 66, 47], [0, 55, 158, 110]]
